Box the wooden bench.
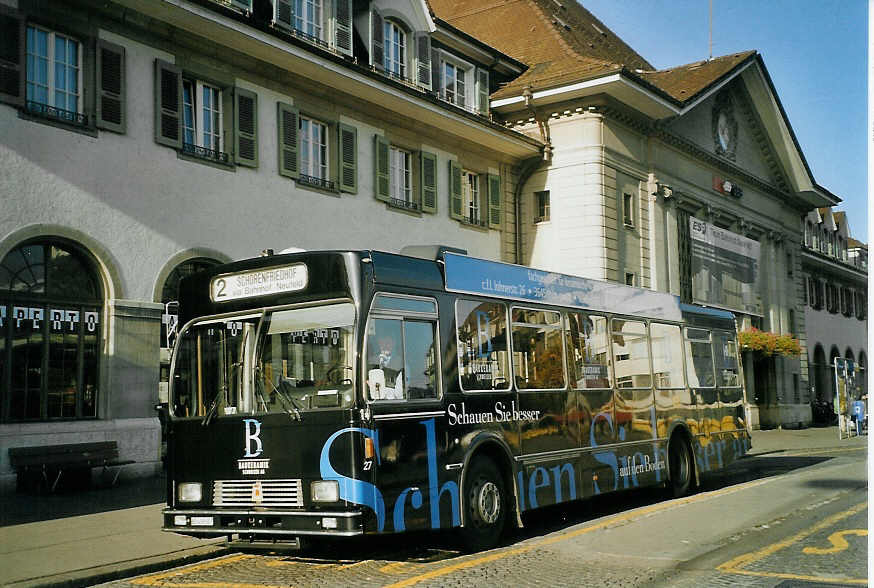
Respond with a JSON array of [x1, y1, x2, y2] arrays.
[[9, 441, 135, 492]]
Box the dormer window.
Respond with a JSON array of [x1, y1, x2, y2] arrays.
[[295, 0, 323, 39], [383, 20, 406, 79], [443, 61, 467, 107]]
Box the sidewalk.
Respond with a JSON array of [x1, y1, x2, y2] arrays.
[[0, 426, 867, 587]]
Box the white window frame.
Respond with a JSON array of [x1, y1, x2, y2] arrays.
[[623, 192, 634, 227], [462, 170, 480, 224], [389, 145, 411, 204], [437, 51, 473, 110], [182, 79, 223, 153], [300, 115, 329, 180], [25, 25, 82, 114], [535, 190, 550, 222], [383, 20, 407, 79], [295, 0, 324, 39]]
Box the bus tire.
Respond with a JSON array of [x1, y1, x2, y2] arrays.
[[667, 435, 693, 498], [460, 457, 506, 552]]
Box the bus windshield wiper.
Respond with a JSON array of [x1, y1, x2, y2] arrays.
[[201, 388, 221, 426], [255, 364, 302, 421], [270, 379, 303, 421]]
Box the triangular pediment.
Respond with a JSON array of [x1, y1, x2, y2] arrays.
[[664, 77, 790, 192]]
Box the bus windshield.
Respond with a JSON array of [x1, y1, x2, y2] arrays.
[[170, 303, 356, 418]]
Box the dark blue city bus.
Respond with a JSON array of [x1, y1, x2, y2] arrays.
[[162, 247, 751, 550]]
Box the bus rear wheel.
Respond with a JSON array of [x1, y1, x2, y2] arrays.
[[460, 458, 506, 552], [668, 436, 693, 498]]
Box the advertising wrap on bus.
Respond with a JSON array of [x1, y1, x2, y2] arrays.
[[442, 252, 683, 321], [162, 249, 750, 552]]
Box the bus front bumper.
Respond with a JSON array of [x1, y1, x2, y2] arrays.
[[162, 508, 364, 537]]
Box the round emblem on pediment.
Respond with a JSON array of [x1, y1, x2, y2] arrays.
[[712, 92, 737, 160]]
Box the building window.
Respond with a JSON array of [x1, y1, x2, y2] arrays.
[[788, 309, 796, 335], [295, 0, 323, 39], [786, 251, 793, 277], [389, 146, 412, 206], [534, 190, 550, 222], [625, 272, 635, 286], [462, 170, 480, 224], [25, 25, 83, 123], [182, 79, 222, 156], [300, 115, 328, 182], [443, 61, 467, 108], [623, 192, 634, 227], [383, 20, 406, 79], [1, 241, 102, 421]]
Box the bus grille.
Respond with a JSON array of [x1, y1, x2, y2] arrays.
[[213, 479, 304, 507]]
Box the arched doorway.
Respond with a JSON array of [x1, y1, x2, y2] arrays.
[[159, 257, 221, 348], [0, 240, 103, 421]]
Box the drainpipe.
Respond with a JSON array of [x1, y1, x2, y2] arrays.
[[514, 87, 551, 264]]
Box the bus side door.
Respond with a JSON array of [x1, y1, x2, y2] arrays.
[[363, 295, 446, 533]]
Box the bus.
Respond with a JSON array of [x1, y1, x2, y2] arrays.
[[162, 247, 751, 551]]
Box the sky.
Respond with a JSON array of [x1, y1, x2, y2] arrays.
[[580, 0, 868, 242]]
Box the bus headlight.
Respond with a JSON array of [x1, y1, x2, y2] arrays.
[[311, 480, 339, 502], [177, 482, 203, 502]]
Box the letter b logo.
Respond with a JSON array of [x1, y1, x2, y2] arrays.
[[243, 419, 263, 458]]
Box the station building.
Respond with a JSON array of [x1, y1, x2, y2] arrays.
[[0, 0, 850, 489], [428, 0, 843, 429]]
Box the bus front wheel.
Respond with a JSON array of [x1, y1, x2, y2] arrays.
[[667, 436, 694, 498], [460, 458, 506, 552]]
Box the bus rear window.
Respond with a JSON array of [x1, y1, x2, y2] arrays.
[[456, 300, 511, 391]]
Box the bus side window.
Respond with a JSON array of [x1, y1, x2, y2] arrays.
[[456, 300, 511, 391], [713, 332, 740, 387], [511, 308, 565, 390], [366, 318, 405, 401], [365, 294, 440, 402], [564, 312, 611, 389], [684, 328, 715, 388]]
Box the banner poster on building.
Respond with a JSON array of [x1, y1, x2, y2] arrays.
[[689, 217, 762, 315]]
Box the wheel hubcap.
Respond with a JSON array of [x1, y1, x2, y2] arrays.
[[474, 480, 501, 525]]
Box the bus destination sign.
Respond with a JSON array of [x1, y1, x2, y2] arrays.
[[210, 264, 308, 302]]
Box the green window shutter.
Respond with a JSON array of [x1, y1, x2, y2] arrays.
[[0, 10, 25, 107], [338, 122, 357, 194], [374, 134, 390, 202], [487, 173, 502, 229], [234, 88, 258, 167], [449, 160, 463, 220], [154, 59, 182, 149], [420, 151, 437, 213], [275, 0, 294, 30], [476, 68, 489, 115], [334, 0, 353, 56], [371, 9, 384, 70], [277, 102, 299, 179], [414, 33, 432, 90], [96, 40, 125, 133]]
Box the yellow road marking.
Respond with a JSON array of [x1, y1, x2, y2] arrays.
[[802, 529, 868, 555], [384, 477, 775, 588], [132, 554, 254, 586], [716, 501, 868, 585], [379, 561, 414, 574], [717, 501, 867, 572]]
